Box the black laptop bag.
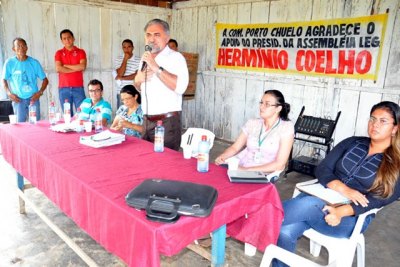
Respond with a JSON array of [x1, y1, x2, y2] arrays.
[[125, 179, 218, 223]]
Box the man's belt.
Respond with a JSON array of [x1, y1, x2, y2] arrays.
[[145, 111, 180, 122]]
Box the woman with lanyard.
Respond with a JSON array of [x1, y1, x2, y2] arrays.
[[215, 90, 294, 173], [110, 85, 143, 138]]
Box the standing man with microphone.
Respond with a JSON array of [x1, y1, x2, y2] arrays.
[[135, 18, 189, 151]]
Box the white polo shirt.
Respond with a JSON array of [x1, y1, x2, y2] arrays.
[[140, 46, 189, 115]]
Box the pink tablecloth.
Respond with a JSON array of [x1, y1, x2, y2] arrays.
[[0, 122, 283, 267]]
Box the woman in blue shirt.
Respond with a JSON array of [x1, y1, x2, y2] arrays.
[[110, 85, 143, 138], [274, 101, 400, 267]]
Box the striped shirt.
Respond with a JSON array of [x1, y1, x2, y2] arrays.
[[78, 98, 112, 124], [112, 54, 140, 92]]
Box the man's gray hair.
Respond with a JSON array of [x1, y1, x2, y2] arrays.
[[144, 19, 170, 35]]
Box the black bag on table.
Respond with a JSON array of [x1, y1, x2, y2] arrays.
[[0, 100, 13, 122], [125, 179, 218, 223]]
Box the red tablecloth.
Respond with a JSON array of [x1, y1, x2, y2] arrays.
[[0, 122, 283, 267]]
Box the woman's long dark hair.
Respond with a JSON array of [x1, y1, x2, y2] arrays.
[[264, 90, 290, 121], [369, 101, 400, 198]]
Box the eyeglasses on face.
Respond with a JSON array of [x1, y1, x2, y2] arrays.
[[121, 96, 134, 102], [368, 116, 394, 126], [259, 101, 278, 108], [88, 89, 101, 93]]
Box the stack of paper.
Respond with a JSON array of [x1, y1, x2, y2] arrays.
[[79, 130, 125, 148], [50, 123, 77, 133]]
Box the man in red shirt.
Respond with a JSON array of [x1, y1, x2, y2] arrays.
[[55, 29, 87, 116]]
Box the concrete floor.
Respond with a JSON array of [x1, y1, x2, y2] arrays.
[[0, 139, 399, 267]]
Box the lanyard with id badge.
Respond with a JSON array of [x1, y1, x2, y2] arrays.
[[255, 118, 281, 163]]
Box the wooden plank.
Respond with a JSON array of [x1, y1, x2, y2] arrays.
[[186, 244, 212, 261], [41, 2, 58, 71], [205, 5, 218, 72], [311, 0, 345, 20], [101, 8, 112, 76], [382, 94, 399, 104], [244, 79, 264, 121], [362, 0, 400, 88], [213, 76, 226, 138], [355, 92, 382, 136], [335, 90, 360, 144], [384, 2, 400, 88], [225, 78, 246, 140], [196, 6, 208, 71]]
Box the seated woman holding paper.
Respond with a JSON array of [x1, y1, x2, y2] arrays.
[[215, 89, 294, 173], [110, 85, 143, 138], [273, 101, 400, 267]]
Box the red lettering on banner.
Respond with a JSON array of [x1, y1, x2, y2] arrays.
[[338, 50, 355, 74], [232, 49, 242, 66], [355, 50, 372, 74], [315, 50, 325, 73], [242, 49, 258, 67], [295, 49, 372, 75], [218, 48, 288, 70]]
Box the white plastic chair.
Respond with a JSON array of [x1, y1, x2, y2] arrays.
[[293, 179, 381, 267], [180, 128, 215, 157], [260, 244, 335, 267]]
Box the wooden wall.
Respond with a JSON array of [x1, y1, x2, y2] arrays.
[[172, 0, 400, 154], [1, 0, 400, 153]]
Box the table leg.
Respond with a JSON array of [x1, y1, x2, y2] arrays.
[[211, 224, 226, 267], [17, 172, 26, 214]]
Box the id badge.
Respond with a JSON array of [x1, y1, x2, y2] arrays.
[[254, 150, 262, 164]]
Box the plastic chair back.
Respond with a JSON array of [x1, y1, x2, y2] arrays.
[[181, 128, 215, 156]]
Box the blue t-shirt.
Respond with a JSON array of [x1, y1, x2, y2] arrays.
[[78, 98, 112, 124], [116, 105, 143, 138], [2, 56, 46, 99]]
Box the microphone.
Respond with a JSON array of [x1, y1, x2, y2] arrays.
[[141, 44, 153, 71]]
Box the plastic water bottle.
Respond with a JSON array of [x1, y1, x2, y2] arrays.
[[94, 108, 103, 133], [75, 107, 84, 133], [29, 101, 37, 124], [154, 120, 165, 152], [48, 101, 56, 125], [63, 99, 71, 124], [197, 135, 210, 172]]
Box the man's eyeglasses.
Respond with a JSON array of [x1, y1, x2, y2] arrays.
[[368, 117, 394, 126], [88, 89, 101, 93], [259, 101, 278, 108]]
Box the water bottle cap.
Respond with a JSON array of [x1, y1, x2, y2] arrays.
[[50, 101, 55, 106], [201, 135, 207, 141], [157, 120, 162, 126]]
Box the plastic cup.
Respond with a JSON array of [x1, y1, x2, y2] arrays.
[[55, 112, 61, 122], [84, 121, 92, 133], [227, 157, 239, 170], [183, 147, 192, 159], [9, 114, 17, 124]]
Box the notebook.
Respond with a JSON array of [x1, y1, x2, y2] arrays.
[[227, 170, 281, 184], [296, 182, 351, 206]]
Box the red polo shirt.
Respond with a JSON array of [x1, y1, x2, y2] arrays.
[[55, 46, 86, 88]]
